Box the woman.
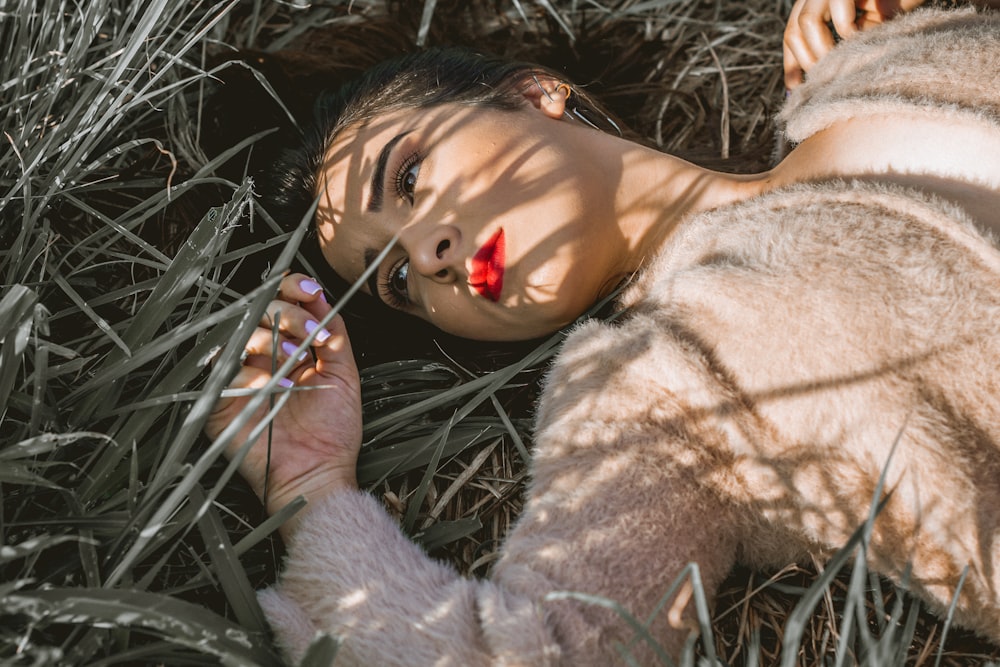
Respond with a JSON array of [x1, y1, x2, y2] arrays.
[[206, 3, 1000, 664]]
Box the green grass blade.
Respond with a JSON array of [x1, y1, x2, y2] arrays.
[[1, 587, 279, 667], [0, 285, 38, 412], [0, 535, 97, 565], [402, 415, 454, 532], [298, 633, 340, 667], [414, 517, 483, 552], [190, 484, 269, 633], [934, 566, 970, 667], [69, 184, 248, 423]]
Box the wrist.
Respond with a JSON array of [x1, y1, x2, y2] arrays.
[[266, 466, 358, 539], [266, 467, 357, 514]]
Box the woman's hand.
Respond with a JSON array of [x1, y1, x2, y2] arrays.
[[205, 273, 363, 532], [783, 0, 926, 89]]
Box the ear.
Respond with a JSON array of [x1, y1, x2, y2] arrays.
[[519, 74, 568, 120]]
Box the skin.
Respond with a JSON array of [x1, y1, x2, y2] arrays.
[[312, 81, 760, 341], [204, 282, 361, 538], [783, 0, 1000, 89], [204, 81, 764, 535], [783, 0, 927, 89], [207, 17, 1000, 536]]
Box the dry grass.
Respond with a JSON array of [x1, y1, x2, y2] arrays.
[[219, 2, 1000, 664], [5, 0, 999, 664]]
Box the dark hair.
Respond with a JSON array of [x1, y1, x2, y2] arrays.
[[260, 46, 624, 239]]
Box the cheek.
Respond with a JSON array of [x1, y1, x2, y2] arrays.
[[517, 225, 589, 287], [520, 259, 567, 300], [422, 288, 488, 330]]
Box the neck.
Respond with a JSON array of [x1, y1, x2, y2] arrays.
[[610, 141, 769, 277]]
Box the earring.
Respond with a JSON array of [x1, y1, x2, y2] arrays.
[[531, 74, 623, 138]]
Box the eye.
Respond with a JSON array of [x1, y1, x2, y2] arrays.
[[394, 153, 422, 205], [382, 257, 410, 309]]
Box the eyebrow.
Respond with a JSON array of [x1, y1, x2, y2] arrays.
[[367, 131, 411, 213]]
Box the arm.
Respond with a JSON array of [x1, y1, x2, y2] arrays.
[[261, 446, 736, 665], [211, 292, 742, 665], [204, 273, 363, 540]]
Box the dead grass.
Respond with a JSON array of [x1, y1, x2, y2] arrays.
[[220, 1, 1000, 664], [6, 0, 998, 663]]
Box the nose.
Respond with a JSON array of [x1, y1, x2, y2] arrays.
[[402, 223, 462, 284]]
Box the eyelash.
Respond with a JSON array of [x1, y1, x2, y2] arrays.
[[378, 150, 422, 308], [379, 255, 410, 310], [393, 151, 422, 205]]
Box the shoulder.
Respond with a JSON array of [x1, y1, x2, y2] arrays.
[[626, 181, 999, 290], [535, 180, 1000, 424], [590, 181, 1000, 385], [779, 7, 1000, 144]]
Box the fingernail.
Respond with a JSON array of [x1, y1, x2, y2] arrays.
[[300, 278, 323, 295], [281, 341, 307, 361], [278, 377, 294, 388], [305, 320, 331, 343]]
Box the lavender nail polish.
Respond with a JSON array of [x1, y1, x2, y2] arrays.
[[300, 278, 324, 295], [305, 320, 331, 343], [278, 377, 294, 388], [282, 341, 307, 361]]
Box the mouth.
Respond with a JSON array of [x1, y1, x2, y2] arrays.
[[470, 228, 505, 302]]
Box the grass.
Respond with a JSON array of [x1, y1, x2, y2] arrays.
[[1, 0, 999, 664]]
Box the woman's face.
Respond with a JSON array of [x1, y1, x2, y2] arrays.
[[315, 99, 626, 341]]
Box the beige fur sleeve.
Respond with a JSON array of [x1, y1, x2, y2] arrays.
[[257, 315, 745, 666], [257, 488, 501, 666], [780, 8, 1000, 144]]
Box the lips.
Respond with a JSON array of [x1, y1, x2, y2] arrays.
[[470, 228, 505, 302]]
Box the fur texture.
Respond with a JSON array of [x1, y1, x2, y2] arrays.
[[259, 9, 1000, 665], [780, 7, 1000, 143]]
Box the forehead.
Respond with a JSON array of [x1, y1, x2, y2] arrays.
[[315, 105, 468, 222], [316, 109, 411, 222], [313, 105, 460, 283]]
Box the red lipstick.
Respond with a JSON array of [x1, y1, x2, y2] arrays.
[[470, 228, 505, 302]]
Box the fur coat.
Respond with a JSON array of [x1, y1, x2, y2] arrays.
[[259, 9, 1000, 665]]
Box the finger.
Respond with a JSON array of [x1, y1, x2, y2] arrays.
[[855, 11, 884, 31], [278, 273, 328, 305], [899, 0, 927, 12], [784, 26, 817, 87], [856, 0, 889, 29], [783, 41, 805, 90], [797, 0, 837, 65], [828, 0, 858, 40], [783, 0, 807, 89], [208, 364, 288, 440], [783, 0, 824, 87], [213, 364, 294, 493], [299, 280, 335, 322], [226, 362, 279, 390], [262, 300, 334, 347], [244, 326, 311, 364]]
